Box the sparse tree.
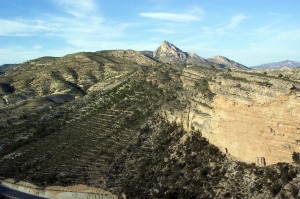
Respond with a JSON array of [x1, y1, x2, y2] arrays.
[[292, 152, 300, 164]]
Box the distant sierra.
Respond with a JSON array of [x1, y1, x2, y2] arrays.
[[0, 41, 251, 72], [252, 60, 300, 69], [141, 40, 250, 70]]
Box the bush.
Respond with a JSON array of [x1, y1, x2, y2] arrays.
[[292, 152, 300, 164]]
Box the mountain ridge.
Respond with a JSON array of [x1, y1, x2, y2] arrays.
[[207, 55, 250, 70], [252, 60, 300, 69], [141, 40, 250, 70]]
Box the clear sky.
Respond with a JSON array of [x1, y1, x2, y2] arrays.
[[0, 0, 299, 66]]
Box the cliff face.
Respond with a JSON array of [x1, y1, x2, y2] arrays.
[[210, 93, 300, 166], [162, 68, 300, 166]]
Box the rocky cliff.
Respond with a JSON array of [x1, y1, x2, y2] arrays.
[[162, 68, 300, 166]]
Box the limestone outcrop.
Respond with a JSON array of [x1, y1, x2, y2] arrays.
[[162, 68, 300, 165]]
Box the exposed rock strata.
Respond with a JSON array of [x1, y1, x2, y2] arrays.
[[162, 69, 300, 165]]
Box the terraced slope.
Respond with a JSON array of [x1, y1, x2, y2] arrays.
[[0, 78, 166, 187], [0, 50, 156, 127]]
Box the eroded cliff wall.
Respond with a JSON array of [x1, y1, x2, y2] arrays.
[[162, 68, 300, 165]]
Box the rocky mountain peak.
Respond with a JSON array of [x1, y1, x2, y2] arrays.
[[153, 40, 206, 65], [155, 40, 184, 57], [159, 40, 182, 54]]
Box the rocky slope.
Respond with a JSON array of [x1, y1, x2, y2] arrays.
[[208, 55, 250, 70], [0, 43, 300, 198]]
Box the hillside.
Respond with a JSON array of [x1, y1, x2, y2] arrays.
[[0, 42, 300, 198]]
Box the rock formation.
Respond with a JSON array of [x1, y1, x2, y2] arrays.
[[162, 68, 300, 165]]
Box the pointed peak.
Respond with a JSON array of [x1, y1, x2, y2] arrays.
[[156, 40, 183, 54], [161, 40, 172, 45], [160, 40, 177, 48], [153, 41, 207, 65]]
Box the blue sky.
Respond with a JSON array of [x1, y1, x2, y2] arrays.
[[0, 0, 299, 66]]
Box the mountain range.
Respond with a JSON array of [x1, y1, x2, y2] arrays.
[[1, 41, 249, 74], [141, 40, 250, 70], [2, 41, 298, 72], [252, 60, 300, 69]]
